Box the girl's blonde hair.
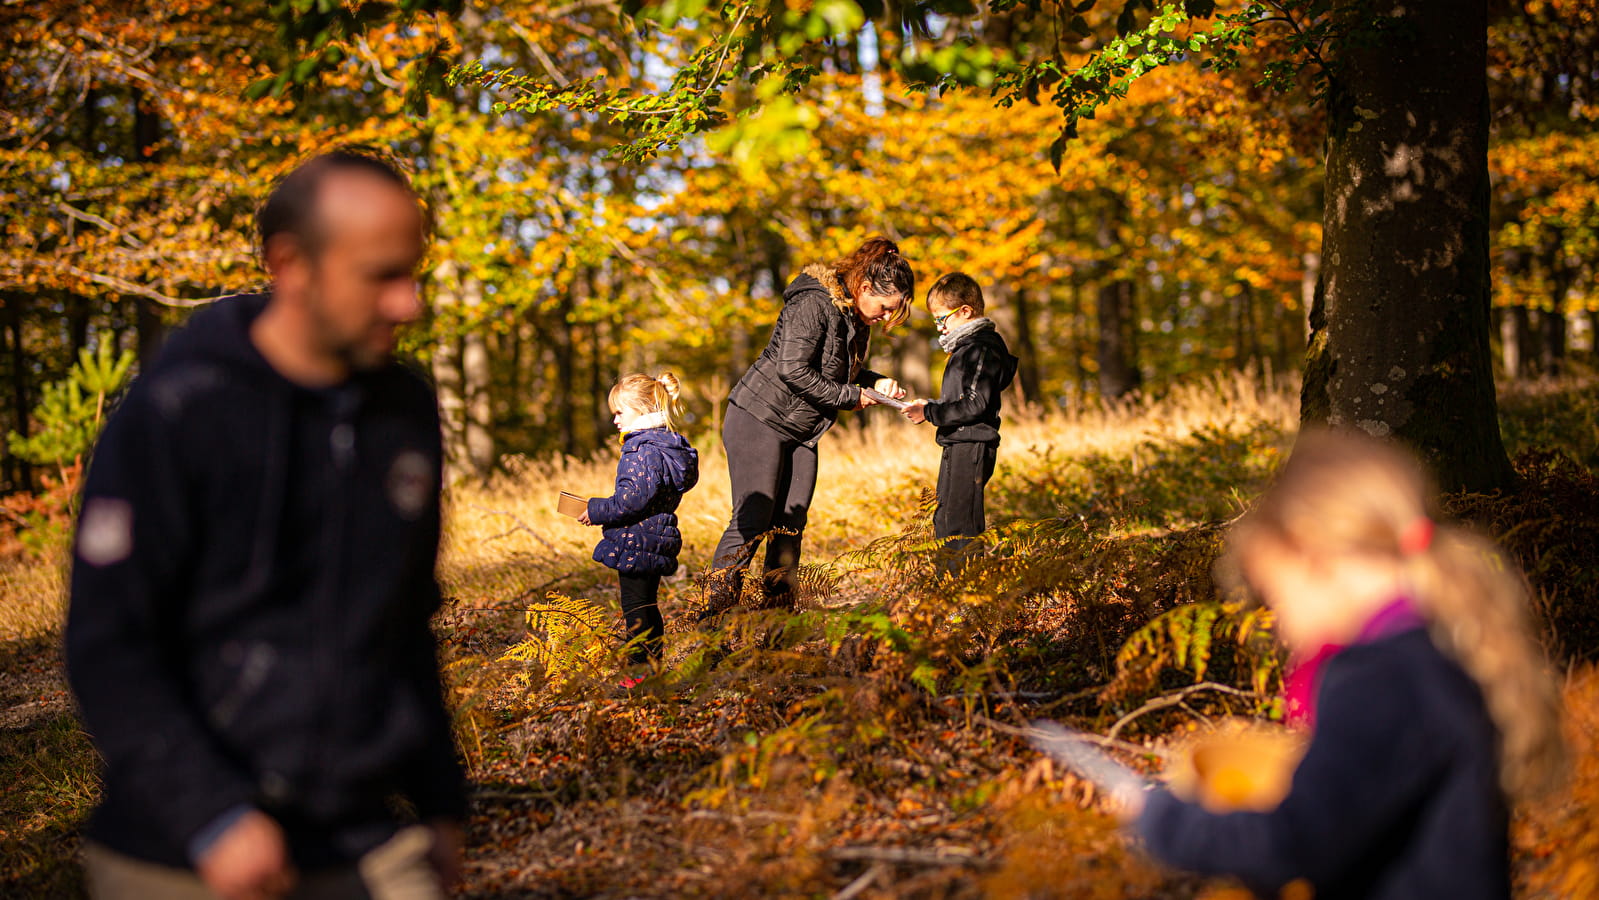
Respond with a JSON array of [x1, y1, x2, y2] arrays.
[[1226, 428, 1565, 799], [608, 372, 685, 432]]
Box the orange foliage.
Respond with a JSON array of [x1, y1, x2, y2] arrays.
[[1513, 664, 1599, 898]]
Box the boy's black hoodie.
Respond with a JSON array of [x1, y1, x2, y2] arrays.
[[923, 324, 1019, 446], [66, 294, 465, 870]]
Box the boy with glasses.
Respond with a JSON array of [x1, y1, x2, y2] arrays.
[[903, 273, 1019, 565]]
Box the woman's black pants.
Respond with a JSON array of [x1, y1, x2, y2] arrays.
[[705, 403, 818, 611]]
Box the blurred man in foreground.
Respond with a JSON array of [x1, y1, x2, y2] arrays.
[[66, 149, 466, 900]]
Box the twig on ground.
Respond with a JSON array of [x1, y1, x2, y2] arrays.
[[972, 714, 1167, 761], [831, 863, 887, 900], [824, 846, 989, 869], [1106, 681, 1255, 742], [472, 505, 560, 552]]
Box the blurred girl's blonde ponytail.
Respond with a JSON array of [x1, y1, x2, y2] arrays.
[[609, 372, 686, 433], [1407, 525, 1565, 798]]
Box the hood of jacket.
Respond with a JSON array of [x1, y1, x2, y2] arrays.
[[786, 264, 856, 315], [623, 427, 700, 493], [969, 327, 1020, 392], [148, 292, 277, 381]]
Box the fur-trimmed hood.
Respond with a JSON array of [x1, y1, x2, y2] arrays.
[[800, 263, 855, 315]]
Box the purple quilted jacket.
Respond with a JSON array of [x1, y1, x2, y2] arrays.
[[587, 427, 699, 575]]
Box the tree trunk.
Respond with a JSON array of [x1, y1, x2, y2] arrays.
[[555, 295, 577, 456], [431, 260, 495, 481], [133, 92, 170, 365], [896, 327, 932, 400], [5, 295, 32, 491], [1499, 305, 1531, 380], [1303, 0, 1511, 491], [135, 298, 168, 368], [1096, 279, 1140, 400], [1010, 286, 1041, 405], [1095, 198, 1141, 400], [1537, 309, 1566, 378]]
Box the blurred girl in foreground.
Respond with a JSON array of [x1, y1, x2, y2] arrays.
[[1097, 430, 1564, 898]]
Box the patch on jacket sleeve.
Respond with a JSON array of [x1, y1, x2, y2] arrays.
[[77, 497, 134, 566], [386, 449, 435, 520]]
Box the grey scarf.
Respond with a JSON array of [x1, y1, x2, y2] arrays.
[[939, 317, 995, 353]]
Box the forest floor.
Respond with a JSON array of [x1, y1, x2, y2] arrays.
[[4, 372, 1598, 898]]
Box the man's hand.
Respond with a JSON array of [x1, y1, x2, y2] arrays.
[[872, 378, 907, 400], [426, 819, 466, 890], [902, 400, 929, 424], [196, 810, 296, 900]]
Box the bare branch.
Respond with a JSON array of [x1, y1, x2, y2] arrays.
[[1106, 681, 1255, 742]]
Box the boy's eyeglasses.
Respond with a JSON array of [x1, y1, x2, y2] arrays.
[[933, 310, 957, 329]]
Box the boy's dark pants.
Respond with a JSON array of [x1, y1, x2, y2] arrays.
[[705, 403, 818, 613], [934, 441, 998, 556], [619, 573, 664, 664]]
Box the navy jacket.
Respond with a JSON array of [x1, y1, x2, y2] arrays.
[[588, 427, 699, 576], [1137, 627, 1509, 900], [924, 325, 1018, 446], [727, 266, 885, 447], [65, 294, 465, 869]]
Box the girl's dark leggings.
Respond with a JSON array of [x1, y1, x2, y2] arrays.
[[619, 572, 664, 664]]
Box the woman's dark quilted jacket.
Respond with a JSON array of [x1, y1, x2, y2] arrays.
[[726, 264, 885, 446], [587, 427, 699, 575]]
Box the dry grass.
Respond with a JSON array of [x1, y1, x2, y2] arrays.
[[439, 370, 1299, 611], [0, 558, 66, 644], [3, 371, 1594, 899]]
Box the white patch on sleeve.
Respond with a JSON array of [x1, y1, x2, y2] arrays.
[[386, 450, 434, 520], [77, 497, 134, 567]]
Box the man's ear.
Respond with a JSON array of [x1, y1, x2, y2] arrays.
[[262, 233, 305, 280]]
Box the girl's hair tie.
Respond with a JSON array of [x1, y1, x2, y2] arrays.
[[1399, 517, 1435, 556]]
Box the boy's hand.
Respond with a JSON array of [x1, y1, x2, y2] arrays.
[[873, 378, 907, 400], [902, 400, 928, 424], [578, 508, 593, 526]]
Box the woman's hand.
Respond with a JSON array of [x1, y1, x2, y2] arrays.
[[873, 378, 907, 400], [854, 391, 879, 411], [902, 400, 929, 424]]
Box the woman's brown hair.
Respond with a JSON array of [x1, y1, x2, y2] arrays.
[[834, 236, 915, 328]]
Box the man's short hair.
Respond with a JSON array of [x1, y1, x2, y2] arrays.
[[256, 147, 416, 262], [928, 272, 985, 314]]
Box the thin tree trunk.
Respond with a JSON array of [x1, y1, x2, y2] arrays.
[[6, 295, 32, 491], [1537, 309, 1566, 378], [1499, 305, 1530, 380], [1095, 198, 1141, 400], [132, 91, 170, 365], [1010, 286, 1041, 405], [555, 294, 577, 457], [1304, 0, 1511, 491], [1096, 279, 1140, 400], [460, 279, 494, 476]]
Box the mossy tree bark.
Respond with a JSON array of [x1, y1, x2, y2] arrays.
[[1302, 0, 1514, 491]]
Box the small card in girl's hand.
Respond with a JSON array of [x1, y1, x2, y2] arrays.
[[557, 491, 587, 518], [861, 387, 910, 410]]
